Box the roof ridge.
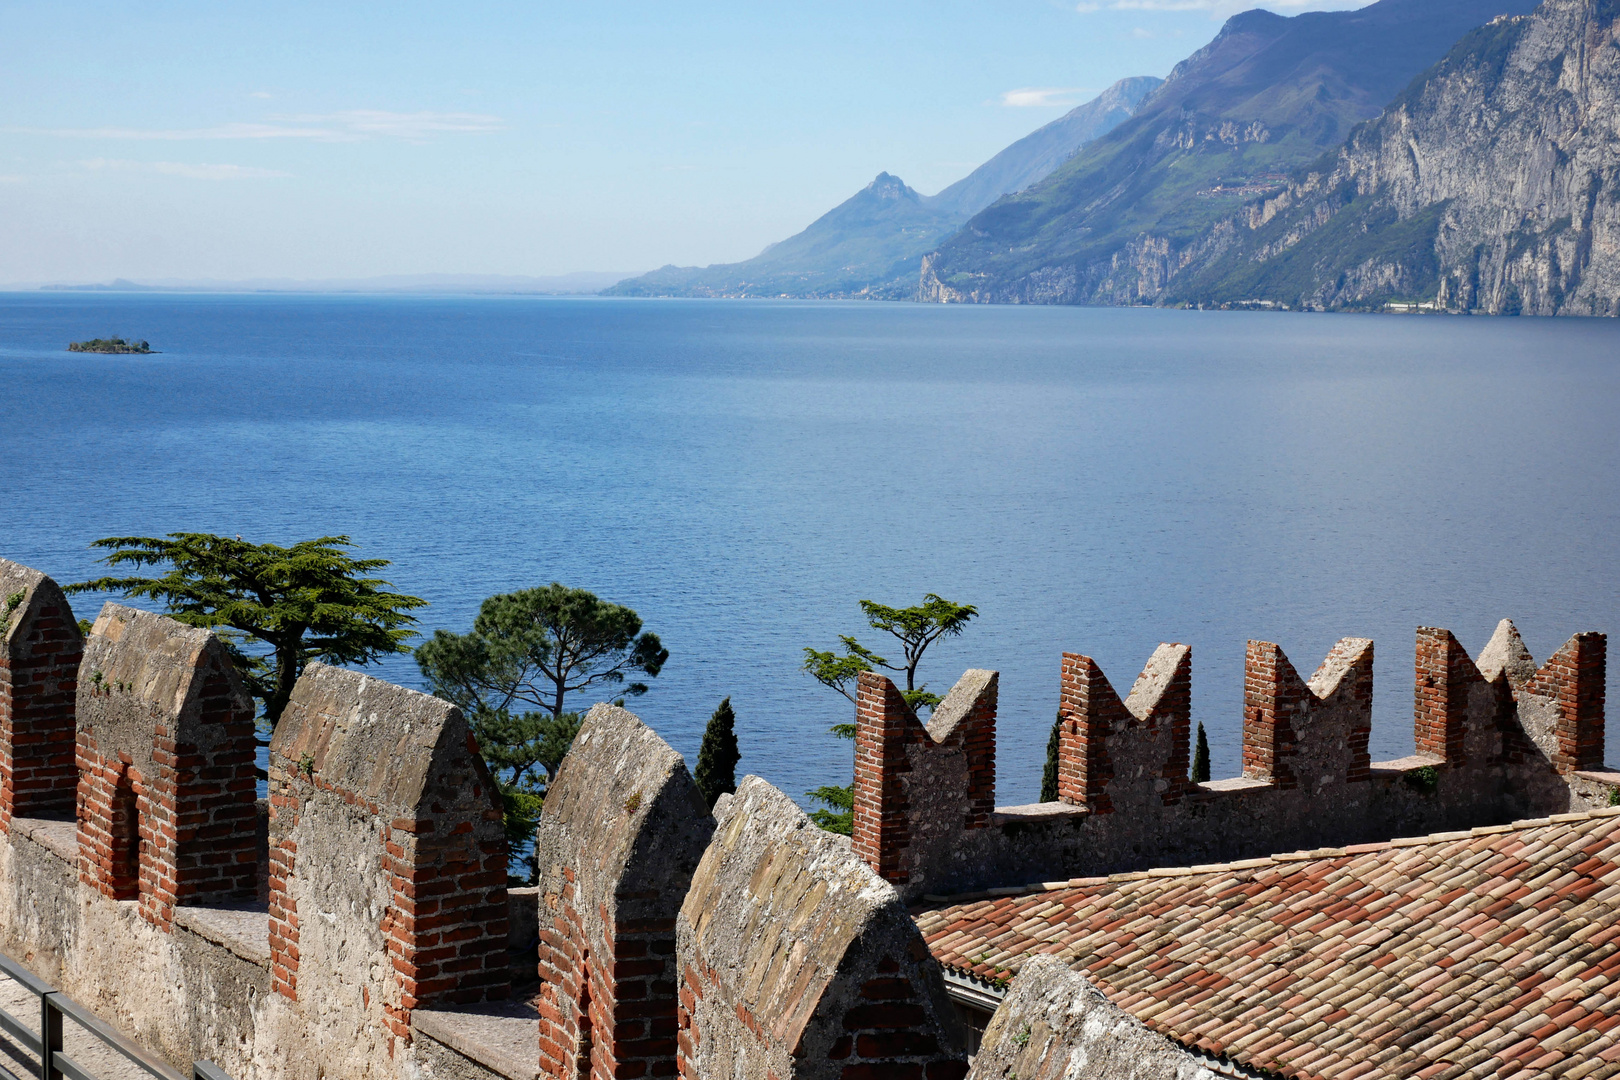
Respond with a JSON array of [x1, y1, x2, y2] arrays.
[[916, 805, 1620, 906]]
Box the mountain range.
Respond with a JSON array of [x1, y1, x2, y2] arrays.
[[605, 77, 1161, 299], [916, 0, 1545, 304], [612, 0, 1620, 315]]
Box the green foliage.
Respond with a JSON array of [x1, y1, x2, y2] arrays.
[[500, 785, 544, 849], [1040, 712, 1062, 803], [417, 583, 665, 879], [807, 783, 853, 835], [802, 638, 884, 706], [803, 594, 978, 713], [1, 590, 24, 629], [1405, 764, 1441, 793], [416, 582, 666, 723], [499, 784, 545, 885], [67, 337, 152, 354], [802, 593, 977, 834], [694, 697, 740, 808], [1606, 786, 1619, 808], [465, 708, 582, 794], [1193, 722, 1211, 784], [67, 533, 425, 726]]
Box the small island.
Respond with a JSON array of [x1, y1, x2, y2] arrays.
[[67, 337, 155, 354]]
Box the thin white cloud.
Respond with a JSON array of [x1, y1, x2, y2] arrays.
[[272, 110, 504, 139], [83, 158, 293, 180], [249, 91, 273, 99], [999, 87, 1098, 108], [15, 110, 503, 143]]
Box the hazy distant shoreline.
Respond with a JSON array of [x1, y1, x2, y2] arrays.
[[19, 272, 641, 297]]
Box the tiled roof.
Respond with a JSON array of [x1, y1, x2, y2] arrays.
[[916, 807, 1620, 1080]]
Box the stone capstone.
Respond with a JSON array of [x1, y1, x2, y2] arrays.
[[677, 775, 967, 1080], [965, 956, 1227, 1080]]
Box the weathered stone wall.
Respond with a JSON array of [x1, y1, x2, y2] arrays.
[[76, 603, 259, 928], [855, 621, 1612, 900], [0, 560, 82, 828], [533, 703, 715, 1080], [677, 776, 968, 1080], [267, 662, 510, 1058], [964, 956, 1229, 1080]]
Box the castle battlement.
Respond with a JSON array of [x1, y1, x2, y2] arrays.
[[852, 621, 1611, 901], [0, 552, 1613, 1080]]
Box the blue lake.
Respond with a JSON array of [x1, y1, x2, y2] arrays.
[[2, 293, 1617, 807]]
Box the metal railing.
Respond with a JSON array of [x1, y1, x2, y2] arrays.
[[0, 951, 232, 1080]]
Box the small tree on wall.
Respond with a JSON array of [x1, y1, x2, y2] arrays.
[[802, 593, 978, 833], [693, 697, 740, 809]]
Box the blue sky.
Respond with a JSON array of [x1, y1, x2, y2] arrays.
[[1, 0, 1362, 283]]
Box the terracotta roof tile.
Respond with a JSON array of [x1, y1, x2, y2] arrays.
[[915, 809, 1620, 1080]]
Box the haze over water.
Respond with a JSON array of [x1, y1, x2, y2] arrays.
[[3, 293, 1617, 807]]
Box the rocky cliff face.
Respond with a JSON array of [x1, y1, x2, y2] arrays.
[[1170, 0, 1620, 314], [917, 0, 1546, 306]]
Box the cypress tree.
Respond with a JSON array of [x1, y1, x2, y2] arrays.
[[1193, 721, 1211, 784], [694, 697, 740, 808], [1040, 712, 1062, 803]]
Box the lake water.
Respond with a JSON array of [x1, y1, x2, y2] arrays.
[[2, 293, 1618, 808]]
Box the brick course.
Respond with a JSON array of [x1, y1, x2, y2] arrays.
[[1525, 631, 1606, 773], [1242, 637, 1372, 789], [860, 623, 1604, 901], [0, 561, 84, 830]]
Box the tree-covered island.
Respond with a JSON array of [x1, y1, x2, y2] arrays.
[[68, 337, 154, 353]]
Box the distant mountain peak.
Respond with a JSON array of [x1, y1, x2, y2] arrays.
[[865, 172, 914, 199], [605, 79, 1158, 299]]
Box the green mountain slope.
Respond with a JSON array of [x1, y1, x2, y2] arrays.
[[918, 0, 1545, 305], [605, 77, 1160, 299], [1167, 0, 1620, 315]]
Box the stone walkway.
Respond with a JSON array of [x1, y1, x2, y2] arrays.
[[0, 970, 182, 1080]]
